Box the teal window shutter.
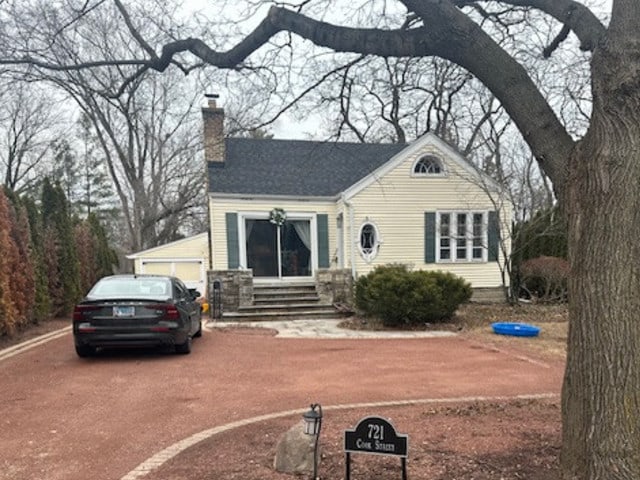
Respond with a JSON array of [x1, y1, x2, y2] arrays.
[[488, 211, 500, 262], [317, 214, 330, 268], [225, 212, 240, 269], [424, 212, 436, 263]]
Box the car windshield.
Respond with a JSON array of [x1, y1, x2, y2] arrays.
[[88, 277, 171, 298]]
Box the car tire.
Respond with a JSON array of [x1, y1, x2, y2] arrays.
[[194, 320, 202, 338], [175, 336, 192, 354], [75, 344, 95, 358]]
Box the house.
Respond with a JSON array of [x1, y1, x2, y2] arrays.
[[203, 98, 511, 318], [126, 233, 209, 293]]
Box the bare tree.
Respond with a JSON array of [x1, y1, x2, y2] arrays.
[[3, 1, 639, 478], [63, 73, 206, 251], [2, 0, 208, 250], [0, 81, 62, 194]]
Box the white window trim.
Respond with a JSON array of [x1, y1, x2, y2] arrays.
[[357, 220, 382, 263], [436, 211, 488, 263], [410, 155, 447, 178], [237, 210, 317, 275]]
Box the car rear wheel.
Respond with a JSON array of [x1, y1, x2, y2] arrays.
[[75, 344, 96, 358], [175, 336, 192, 354]]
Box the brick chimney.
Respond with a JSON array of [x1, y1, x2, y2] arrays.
[[202, 94, 225, 164]]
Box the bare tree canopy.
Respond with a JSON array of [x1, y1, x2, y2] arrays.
[[0, 0, 606, 193], [0, 81, 62, 193], [3, 1, 640, 479]]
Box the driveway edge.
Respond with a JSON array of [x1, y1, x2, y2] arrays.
[[121, 392, 559, 480], [0, 327, 71, 362]]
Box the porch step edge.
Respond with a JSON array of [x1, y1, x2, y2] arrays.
[[219, 310, 349, 322]]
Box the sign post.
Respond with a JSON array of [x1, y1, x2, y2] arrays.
[[344, 416, 409, 480]]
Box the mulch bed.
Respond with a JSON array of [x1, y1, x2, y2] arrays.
[[146, 398, 561, 480]]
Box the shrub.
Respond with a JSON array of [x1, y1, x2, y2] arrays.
[[519, 255, 569, 303], [355, 264, 472, 327]]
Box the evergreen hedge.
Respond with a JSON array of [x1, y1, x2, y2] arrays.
[[0, 182, 117, 336]]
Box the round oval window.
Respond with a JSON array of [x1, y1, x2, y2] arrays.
[[359, 223, 379, 261]]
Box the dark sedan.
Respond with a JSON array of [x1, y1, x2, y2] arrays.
[[73, 274, 203, 357]]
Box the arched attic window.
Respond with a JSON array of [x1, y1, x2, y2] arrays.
[[413, 155, 444, 176]]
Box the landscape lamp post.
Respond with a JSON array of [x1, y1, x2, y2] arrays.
[[302, 403, 323, 480]]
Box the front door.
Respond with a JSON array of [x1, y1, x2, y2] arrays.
[[245, 219, 312, 278]]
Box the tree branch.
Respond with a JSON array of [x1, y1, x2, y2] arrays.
[[453, 0, 606, 52], [544, 22, 571, 58], [399, 0, 576, 193], [1, 0, 597, 193], [113, 0, 157, 59]]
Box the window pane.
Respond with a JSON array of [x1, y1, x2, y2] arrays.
[[438, 213, 454, 261], [440, 214, 450, 235], [415, 156, 442, 174], [471, 213, 484, 261], [472, 213, 481, 235], [360, 224, 375, 253]]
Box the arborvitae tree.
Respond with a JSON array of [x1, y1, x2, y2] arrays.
[[50, 140, 80, 210], [75, 214, 118, 296], [42, 224, 64, 316], [5, 191, 36, 326], [74, 221, 95, 296], [41, 178, 80, 316], [22, 196, 51, 322], [0, 189, 19, 334], [88, 213, 118, 279]]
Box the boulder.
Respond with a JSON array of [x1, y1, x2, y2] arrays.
[[273, 421, 318, 475]]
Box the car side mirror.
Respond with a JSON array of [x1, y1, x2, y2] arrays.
[[188, 289, 201, 300]]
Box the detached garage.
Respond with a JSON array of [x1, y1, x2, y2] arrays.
[[126, 233, 209, 293]]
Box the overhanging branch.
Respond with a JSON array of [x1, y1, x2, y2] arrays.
[[400, 0, 576, 193], [452, 0, 605, 52], [544, 23, 571, 58]]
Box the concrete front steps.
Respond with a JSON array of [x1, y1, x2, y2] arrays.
[[221, 282, 350, 322]]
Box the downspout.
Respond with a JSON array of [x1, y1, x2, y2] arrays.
[[342, 193, 357, 280]]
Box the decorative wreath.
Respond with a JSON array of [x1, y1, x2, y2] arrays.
[[269, 207, 287, 226]]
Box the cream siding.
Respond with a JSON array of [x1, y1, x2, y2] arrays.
[[345, 144, 511, 288]]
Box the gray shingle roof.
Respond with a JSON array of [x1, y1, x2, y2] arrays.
[[208, 138, 407, 197]]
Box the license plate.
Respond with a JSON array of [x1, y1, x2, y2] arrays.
[[113, 306, 135, 317]]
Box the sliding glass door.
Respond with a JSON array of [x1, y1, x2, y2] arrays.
[[245, 219, 312, 278]]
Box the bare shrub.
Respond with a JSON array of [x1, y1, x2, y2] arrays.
[[520, 256, 569, 303]]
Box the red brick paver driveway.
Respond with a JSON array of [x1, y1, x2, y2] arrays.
[[0, 328, 563, 480]]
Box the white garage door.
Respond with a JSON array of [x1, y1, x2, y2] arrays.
[[140, 259, 206, 292]]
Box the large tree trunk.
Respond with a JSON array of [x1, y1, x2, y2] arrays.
[[561, 23, 640, 477]]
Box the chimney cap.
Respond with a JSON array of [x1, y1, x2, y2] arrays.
[[204, 93, 221, 109]]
